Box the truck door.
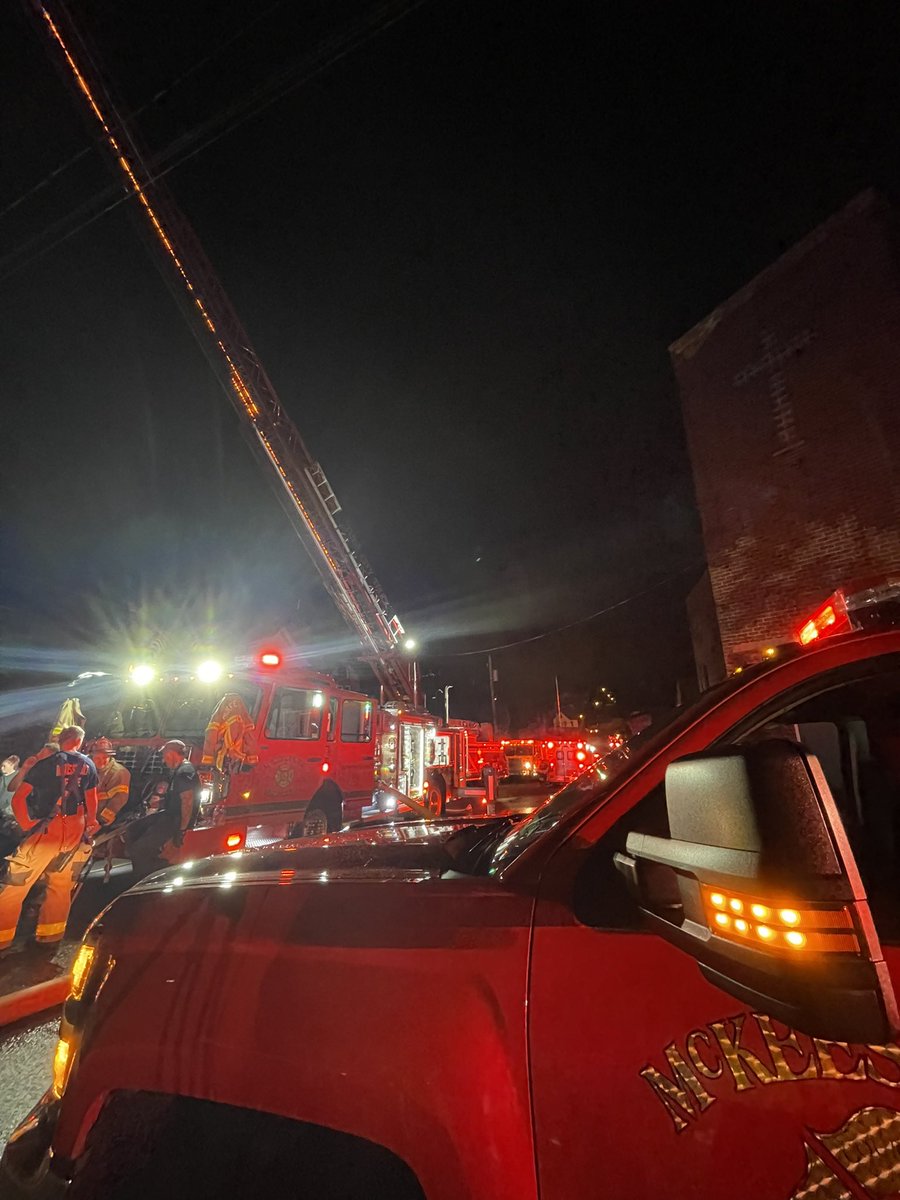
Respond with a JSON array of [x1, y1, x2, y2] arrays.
[[335, 698, 375, 819], [254, 685, 326, 813], [527, 651, 900, 1200]]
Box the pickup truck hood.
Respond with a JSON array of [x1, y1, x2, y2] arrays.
[[131, 816, 512, 892]]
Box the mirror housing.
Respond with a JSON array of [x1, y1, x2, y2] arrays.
[[617, 739, 898, 1044]]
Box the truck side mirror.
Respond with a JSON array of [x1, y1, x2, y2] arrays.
[[615, 739, 899, 1044]]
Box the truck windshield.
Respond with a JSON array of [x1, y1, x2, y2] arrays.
[[486, 666, 773, 874], [81, 678, 262, 739], [162, 681, 262, 737]]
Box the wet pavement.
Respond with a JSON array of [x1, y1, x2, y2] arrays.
[[0, 1014, 57, 1152]]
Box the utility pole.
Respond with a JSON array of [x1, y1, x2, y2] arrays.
[[487, 654, 498, 733], [555, 675, 562, 726], [443, 684, 453, 725]]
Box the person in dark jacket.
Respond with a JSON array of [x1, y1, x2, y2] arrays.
[[125, 740, 200, 880]]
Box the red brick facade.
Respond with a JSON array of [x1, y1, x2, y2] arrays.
[[672, 191, 900, 673]]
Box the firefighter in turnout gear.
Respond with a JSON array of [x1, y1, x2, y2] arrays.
[[201, 692, 259, 771], [90, 737, 132, 827], [0, 726, 99, 951]]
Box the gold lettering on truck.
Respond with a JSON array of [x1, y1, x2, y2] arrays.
[[639, 1043, 718, 1133], [641, 1012, 900, 1134]]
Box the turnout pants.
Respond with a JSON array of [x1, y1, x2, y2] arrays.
[[0, 813, 90, 950]]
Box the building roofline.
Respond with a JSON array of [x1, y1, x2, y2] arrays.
[[669, 188, 887, 361]]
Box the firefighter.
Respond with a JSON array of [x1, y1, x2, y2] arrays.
[[90, 737, 132, 828], [0, 726, 99, 952], [125, 740, 200, 880]]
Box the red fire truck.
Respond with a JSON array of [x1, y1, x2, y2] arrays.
[[10, 582, 900, 1198], [500, 736, 601, 783], [76, 654, 502, 863]]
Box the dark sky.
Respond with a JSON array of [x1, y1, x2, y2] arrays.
[[2, 0, 899, 725]]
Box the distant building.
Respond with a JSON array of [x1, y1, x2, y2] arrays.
[[672, 190, 900, 683]]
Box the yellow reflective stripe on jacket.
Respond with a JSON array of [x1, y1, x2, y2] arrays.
[[98, 783, 129, 801]]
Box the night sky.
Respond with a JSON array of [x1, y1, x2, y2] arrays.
[[2, 1, 899, 727]]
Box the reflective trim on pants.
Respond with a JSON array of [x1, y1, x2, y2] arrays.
[[35, 920, 68, 941], [0, 814, 85, 947]]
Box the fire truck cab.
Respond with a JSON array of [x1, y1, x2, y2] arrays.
[[11, 580, 900, 1200], [79, 653, 379, 860]]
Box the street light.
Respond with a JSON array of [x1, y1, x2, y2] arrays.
[[403, 638, 419, 706]]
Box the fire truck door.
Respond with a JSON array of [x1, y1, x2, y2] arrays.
[[335, 699, 375, 811], [254, 685, 326, 812], [527, 657, 900, 1200]]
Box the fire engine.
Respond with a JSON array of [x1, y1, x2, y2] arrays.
[[500, 736, 601, 783], [72, 654, 501, 862], [9, 568, 900, 1198]]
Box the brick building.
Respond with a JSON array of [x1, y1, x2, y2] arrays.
[[672, 190, 900, 685]]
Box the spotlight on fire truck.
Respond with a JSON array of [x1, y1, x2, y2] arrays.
[[130, 664, 155, 687], [196, 659, 223, 684], [403, 638, 417, 652]]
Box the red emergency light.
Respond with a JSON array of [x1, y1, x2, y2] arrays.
[[795, 577, 900, 646], [259, 650, 282, 668]]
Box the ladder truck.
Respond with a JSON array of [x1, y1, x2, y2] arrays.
[[30, 2, 494, 843]]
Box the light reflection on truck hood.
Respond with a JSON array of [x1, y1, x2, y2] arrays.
[[131, 818, 511, 893]]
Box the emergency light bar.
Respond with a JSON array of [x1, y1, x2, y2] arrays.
[[795, 576, 900, 646]]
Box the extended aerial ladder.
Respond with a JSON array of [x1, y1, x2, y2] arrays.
[[30, 2, 415, 705]]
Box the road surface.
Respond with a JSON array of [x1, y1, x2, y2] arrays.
[[0, 1014, 57, 1153]]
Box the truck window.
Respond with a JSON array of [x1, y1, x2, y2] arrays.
[[573, 783, 670, 932], [735, 662, 900, 943], [265, 688, 325, 740], [341, 700, 373, 743], [573, 658, 900, 938]]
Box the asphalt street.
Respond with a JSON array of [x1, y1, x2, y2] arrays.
[[0, 1014, 57, 1153]]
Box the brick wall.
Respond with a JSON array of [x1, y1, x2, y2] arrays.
[[672, 191, 900, 668]]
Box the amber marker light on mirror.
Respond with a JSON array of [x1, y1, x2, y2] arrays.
[[700, 885, 859, 954], [70, 944, 94, 999], [51, 1038, 73, 1098]]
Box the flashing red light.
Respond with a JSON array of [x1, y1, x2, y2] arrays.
[[546, 740, 554, 749], [260, 650, 282, 668], [321, 762, 330, 773], [225, 832, 244, 851], [795, 595, 850, 646], [576, 750, 586, 762]]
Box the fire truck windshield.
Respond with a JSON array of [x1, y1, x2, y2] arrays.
[[162, 680, 262, 738], [86, 679, 262, 740]]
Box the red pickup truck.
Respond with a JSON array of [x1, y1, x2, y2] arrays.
[[5, 583, 900, 1200]]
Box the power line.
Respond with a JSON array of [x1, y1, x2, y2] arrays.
[[0, 0, 289, 223], [444, 562, 705, 657], [0, 0, 431, 284]]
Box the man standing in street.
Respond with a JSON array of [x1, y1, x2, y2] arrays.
[[0, 726, 99, 951], [90, 738, 132, 828], [125, 739, 199, 880]]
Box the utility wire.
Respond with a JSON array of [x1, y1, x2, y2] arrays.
[[0, 0, 430, 284], [444, 561, 705, 657], [0, 0, 288, 223]]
